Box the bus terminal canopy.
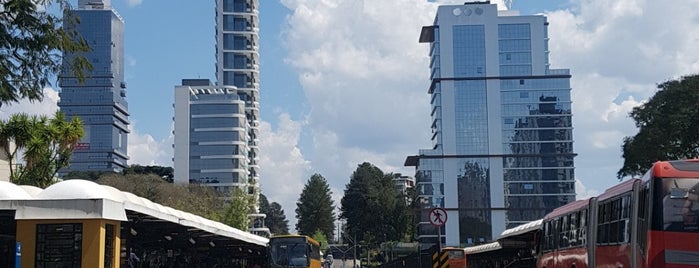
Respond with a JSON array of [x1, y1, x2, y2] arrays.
[[0, 180, 268, 255]]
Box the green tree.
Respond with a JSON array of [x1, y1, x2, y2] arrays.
[[267, 202, 290, 235], [312, 229, 329, 252], [1, 0, 91, 107], [61, 170, 111, 181], [340, 163, 404, 248], [259, 193, 270, 214], [221, 187, 254, 230], [618, 74, 699, 178], [97, 173, 225, 221], [123, 164, 174, 182], [0, 111, 83, 187], [296, 173, 336, 240], [259, 194, 290, 235]]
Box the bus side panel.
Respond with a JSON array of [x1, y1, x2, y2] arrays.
[[647, 231, 699, 267], [595, 244, 631, 268], [537, 251, 555, 268], [556, 247, 589, 268]]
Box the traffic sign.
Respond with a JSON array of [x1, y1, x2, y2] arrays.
[[429, 208, 448, 226]]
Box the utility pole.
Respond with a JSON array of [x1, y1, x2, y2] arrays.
[[353, 233, 357, 268]]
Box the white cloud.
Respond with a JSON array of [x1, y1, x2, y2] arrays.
[[0, 88, 59, 119], [545, 0, 699, 187], [259, 113, 312, 230], [127, 122, 173, 166], [124, 0, 143, 7], [262, 0, 699, 226], [575, 179, 600, 200]]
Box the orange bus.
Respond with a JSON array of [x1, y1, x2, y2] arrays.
[[268, 235, 322, 268], [442, 247, 467, 268], [536, 159, 699, 267]]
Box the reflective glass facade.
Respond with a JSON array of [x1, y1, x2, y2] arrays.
[[410, 3, 575, 247], [59, 1, 129, 174]]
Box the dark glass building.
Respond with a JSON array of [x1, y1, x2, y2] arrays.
[[59, 0, 129, 174]]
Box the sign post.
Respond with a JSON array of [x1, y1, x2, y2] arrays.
[[428, 208, 448, 252], [15, 242, 21, 268]]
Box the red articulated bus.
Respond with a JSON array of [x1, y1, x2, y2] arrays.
[[536, 159, 699, 268]]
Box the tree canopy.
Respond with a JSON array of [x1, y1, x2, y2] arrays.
[[1, 0, 91, 107], [221, 187, 255, 231], [0, 111, 83, 187], [340, 162, 407, 248], [259, 193, 289, 235], [266, 202, 290, 235], [97, 173, 225, 221], [296, 173, 336, 241], [618, 74, 699, 178], [123, 164, 174, 182]]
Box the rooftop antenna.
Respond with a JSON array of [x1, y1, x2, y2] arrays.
[[505, 0, 513, 9]]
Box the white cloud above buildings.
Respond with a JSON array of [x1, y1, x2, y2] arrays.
[[258, 0, 699, 225], [4, 0, 699, 232]]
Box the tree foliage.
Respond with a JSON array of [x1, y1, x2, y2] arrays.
[[259, 193, 290, 235], [312, 229, 329, 252], [340, 163, 407, 248], [97, 173, 225, 221], [0, 0, 91, 107], [296, 173, 336, 240], [221, 187, 255, 231], [618, 74, 699, 178], [124, 164, 174, 182], [267, 202, 290, 235], [0, 111, 83, 187], [60, 164, 174, 182]]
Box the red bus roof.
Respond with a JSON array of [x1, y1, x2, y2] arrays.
[[544, 199, 591, 220], [597, 178, 640, 202], [650, 159, 699, 178]]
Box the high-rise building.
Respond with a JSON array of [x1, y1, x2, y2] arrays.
[[406, 1, 576, 247], [173, 0, 264, 235], [214, 0, 260, 209], [59, 0, 129, 174], [173, 79, 253, 195]]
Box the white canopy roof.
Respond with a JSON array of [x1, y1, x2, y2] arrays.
[[498, 219, 542, 240], [463, 241, 502, 254], [0, 179, 268, 246]]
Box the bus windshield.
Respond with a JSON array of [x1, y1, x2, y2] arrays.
[[270, 243, 309, 267], [659, 178, 699, 232]]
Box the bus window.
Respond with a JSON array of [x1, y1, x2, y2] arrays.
[[660, 178, 699, 232]]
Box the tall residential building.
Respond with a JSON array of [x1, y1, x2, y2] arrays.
[[173, 0, 264, 235], [59, 0, 129, 174], [406, 1, 575, 247]]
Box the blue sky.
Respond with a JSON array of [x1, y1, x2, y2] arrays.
[[3, 0, 699, 231]]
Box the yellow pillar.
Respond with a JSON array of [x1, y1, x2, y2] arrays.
[[16, 219, 121, 268]]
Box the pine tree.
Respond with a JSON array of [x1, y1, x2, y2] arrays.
[[296, 173, 336, 240]]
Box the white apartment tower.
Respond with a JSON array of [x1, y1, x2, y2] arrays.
[[173, 0, 265, 235]]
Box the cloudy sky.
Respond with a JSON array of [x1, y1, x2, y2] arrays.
[[3, 0, 699, 231]]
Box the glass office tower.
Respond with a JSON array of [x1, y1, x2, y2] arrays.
[[406, 1, 576, 247], [59, 0, 129, 174]]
